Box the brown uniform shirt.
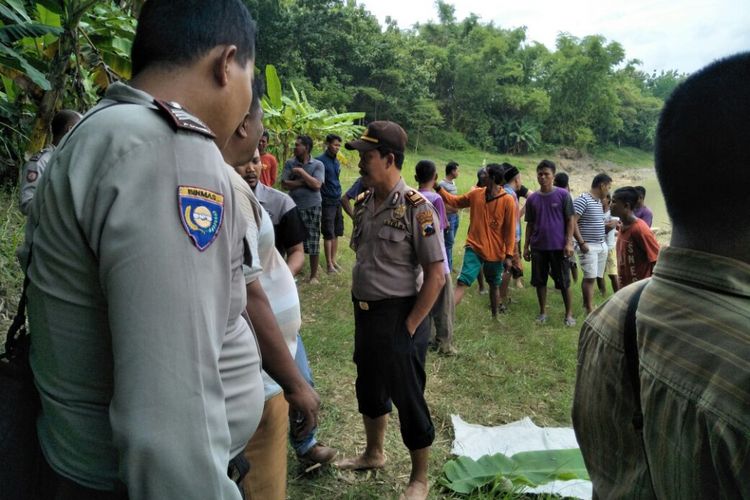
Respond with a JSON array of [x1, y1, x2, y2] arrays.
[[351, 178, 445, 301]]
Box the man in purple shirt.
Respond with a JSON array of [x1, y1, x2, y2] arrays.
[[633, 186, 654, 227], [523, 160, 576, 326], [416, 160, 456, 355]]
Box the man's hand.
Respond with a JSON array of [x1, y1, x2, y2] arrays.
[[579, 242, 589, 254], [564, 241, 574, 258], [285, 382, 320, 438], [523, 246, 531, 262], [504, 257, 513, 271]]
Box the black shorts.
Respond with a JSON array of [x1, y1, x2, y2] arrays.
[[352, 296, 434, 451], [321, 203, 344, 240], [530, 250, 571, 290]]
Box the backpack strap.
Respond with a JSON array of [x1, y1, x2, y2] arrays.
[[623, 279, 650, 431]]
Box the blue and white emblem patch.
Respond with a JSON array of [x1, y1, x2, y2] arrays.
[[178, 186, 224, 251]]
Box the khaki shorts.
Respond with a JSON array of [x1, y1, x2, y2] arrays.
[[605, 247, 618, 276]]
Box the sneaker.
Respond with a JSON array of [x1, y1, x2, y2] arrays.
[[298, 444, 337, 465], [535, 314, 548, 325], [564, 317, 577, 327]]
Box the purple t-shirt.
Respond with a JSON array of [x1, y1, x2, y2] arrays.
[[524, 187, 574, 251], [420, 189, 450, 275], [633, 206, 653, 227]]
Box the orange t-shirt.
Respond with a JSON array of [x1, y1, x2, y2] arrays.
[[259, 153, 278, 187], [616, 218, 660, 286], [439, 187, 516, 261]]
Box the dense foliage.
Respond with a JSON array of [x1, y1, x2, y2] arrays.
[[1, 0, 686, 185]]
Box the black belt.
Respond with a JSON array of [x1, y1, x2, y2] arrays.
[[352, 295, 415, 312]]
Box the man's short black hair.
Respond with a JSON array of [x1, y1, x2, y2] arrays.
[[486, 163, 505, 185], [415, 160, 437, 184], [262, 130, 270, 139], [297, 135, 313, 153], [537, 159, 556, 173], [446, 161, 459, 176], [553, 172, 569, 189], [613, 187, 640, 210], [325, 134, 342, 143], [634, 186, 646, 199], [131, 0, 256, 77], [51, 109, 80, 139], [249, 75, 264, 117], [591, 173, 613, 189], [376, 146, 405, 169]]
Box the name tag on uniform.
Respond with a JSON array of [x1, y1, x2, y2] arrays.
[[178, 186, 224, 251], [384, 218, 406, 231]]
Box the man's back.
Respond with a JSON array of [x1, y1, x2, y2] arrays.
[[25, 84, 263, 495]]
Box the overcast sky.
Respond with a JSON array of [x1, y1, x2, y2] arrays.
[[358, 0, 749, 74]]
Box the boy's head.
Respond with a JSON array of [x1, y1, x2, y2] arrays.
[[553, 172, 569, 191], [611, 187, 640, 219], [537, 160, 556, 189], [446, 161, 459, 179], [415, 160, 437, 185], [634, 185, 646, 208]]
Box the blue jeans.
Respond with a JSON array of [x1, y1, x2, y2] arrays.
[[290, 334, 318, 455], [445, 213, 459, 271]]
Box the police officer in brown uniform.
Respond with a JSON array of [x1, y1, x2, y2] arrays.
[[335, 121, 445, 500]]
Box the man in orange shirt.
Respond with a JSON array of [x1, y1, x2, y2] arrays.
[[258, 130, 278, 186], [610, 186, 660, 286], [436, 163, 516, 318]]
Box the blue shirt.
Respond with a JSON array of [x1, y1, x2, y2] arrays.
[[317, 152, 341, 205]]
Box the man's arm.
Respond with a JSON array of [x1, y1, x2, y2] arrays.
[[245, 280, 319, 436], [405, 260, 445, 335], [280, 160, 304, 191], [291, 166, 322, 190], [436, 184, 471, 209], [572, 214, 588, 253], [565, 215, 575, 257], [502, 197, 517, 260], [284, 242, 305, 276], [341, 193, 355, 219], [523, 221, 534, 261]]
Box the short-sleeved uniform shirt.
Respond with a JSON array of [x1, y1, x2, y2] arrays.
[[281, 157, 325, 209], [351, 178, 445, 301], [524, 187, 574, 250], [23, 82, 263, 497], [19, 145, 54, 215]]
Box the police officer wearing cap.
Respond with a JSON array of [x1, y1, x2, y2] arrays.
[[21, 1, 262, 497], [335, 121, 445, 500]]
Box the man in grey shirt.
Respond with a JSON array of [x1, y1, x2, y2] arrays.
[[22, 1, 262, 497], [281, 134, 325, 283]]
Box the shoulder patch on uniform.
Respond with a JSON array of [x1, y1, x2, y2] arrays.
[[416, 210, 436, 236], [154, 99, 216, 139], [405, 190, 426, 207], [355, 189, 371, 205], [178, 186, 224, 251]]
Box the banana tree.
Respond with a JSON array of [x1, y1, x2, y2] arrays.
[[261, 64, 365, 165]]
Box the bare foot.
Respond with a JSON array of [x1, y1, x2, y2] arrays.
[[399, 479, 429, 500], [334, 453, 386, 471]]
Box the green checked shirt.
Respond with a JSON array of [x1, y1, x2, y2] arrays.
[[573, 246, 750, 499]]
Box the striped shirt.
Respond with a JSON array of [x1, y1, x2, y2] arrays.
[[573, 192, 605, 244], [573, 246, 750, 499]]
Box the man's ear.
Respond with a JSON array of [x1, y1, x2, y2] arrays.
[[214, 45, 239, 87], [235, 114, 250, 138]]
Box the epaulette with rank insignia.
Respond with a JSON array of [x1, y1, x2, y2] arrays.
[[354, 189, 372, 205], [154, 99, 216, 139], [405, 190, 426, 207]]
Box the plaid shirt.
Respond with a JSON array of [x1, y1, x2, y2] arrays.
[[573, 246, 750, 499]]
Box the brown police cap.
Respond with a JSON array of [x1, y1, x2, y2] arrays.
[[345, 121, 407, 153]]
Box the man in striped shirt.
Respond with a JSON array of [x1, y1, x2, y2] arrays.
[[573, 53, 750, 499], [572, 173, 612, 314]]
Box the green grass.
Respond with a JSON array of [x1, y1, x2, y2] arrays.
[[0, 141, 656, 498]]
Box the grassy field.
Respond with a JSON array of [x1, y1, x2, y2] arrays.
[[0, 144, 655, 498]]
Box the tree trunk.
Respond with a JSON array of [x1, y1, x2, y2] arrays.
[[26, 27, 78, 154]]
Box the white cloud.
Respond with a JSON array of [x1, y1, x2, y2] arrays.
[[358, 0, 750, 73]]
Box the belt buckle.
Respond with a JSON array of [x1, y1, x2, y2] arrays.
[[358, 301, 369, 311]]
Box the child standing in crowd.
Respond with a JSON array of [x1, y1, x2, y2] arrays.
[[610, 187, 660, 285]]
